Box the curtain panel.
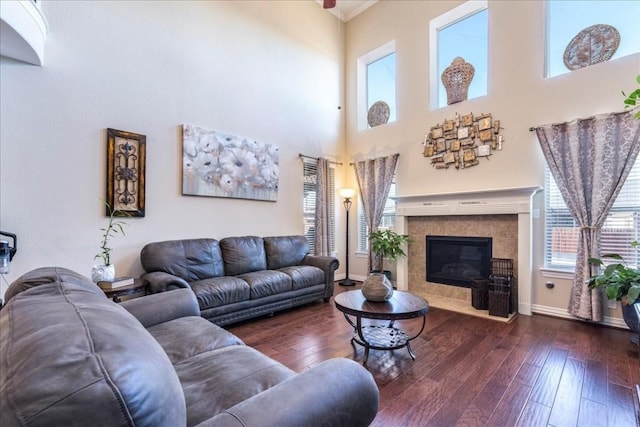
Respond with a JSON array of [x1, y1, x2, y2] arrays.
[[535, 111, 640, 321], [354, 153, 400, 272], [313, 158, 332, 256]]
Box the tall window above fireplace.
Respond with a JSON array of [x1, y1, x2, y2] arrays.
[[426, 236, 492, 288]]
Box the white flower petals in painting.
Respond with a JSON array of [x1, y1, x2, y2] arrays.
[[181, 124, 279, 201]]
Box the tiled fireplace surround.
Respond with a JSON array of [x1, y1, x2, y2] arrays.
[[394, 187, 541, 317]]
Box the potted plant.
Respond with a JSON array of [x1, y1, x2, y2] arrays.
[[92, 201, 128, 283], [587, 241, 640, 341], [622, 74, 640, 119], [368, 228, 411, 278]]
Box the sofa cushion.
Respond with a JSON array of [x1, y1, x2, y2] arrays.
[[141, 239, 225, 281], [264, 235, 309, 270], [238, 270, 292, 299], [4, 266, 101, 303], [174, 345, 295, 426], [147, 317, 243, 364], [0, 270, 186, 427], [220, 236, 266, 276], [190, 276, 250, 309], [278, 265, 325, 290]]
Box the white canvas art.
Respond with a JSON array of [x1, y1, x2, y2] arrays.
[[182, 124, 278, 201]]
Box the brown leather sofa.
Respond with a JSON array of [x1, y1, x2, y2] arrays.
[[0, 267, 379, 427], [140, 235, 338, 325]]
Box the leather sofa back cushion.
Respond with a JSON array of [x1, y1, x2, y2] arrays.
[[0, 276, 186, 427], [220, 236, 266, 276], [141, 238, 225, 280], [264, 235, 310, 270], [4, 266, 100, 303]]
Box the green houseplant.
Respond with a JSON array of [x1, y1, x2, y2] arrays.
[[368, 229, 411, 275], [91, 201, 128, 282], [622, 74, 640, 120], [587, 241, 640, 304], [588, 241, 640, 340]]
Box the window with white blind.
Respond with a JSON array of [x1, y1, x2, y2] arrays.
[[544, 160, 640, 270], [358, 181, 397, 252], [302, 159, 335, 254]]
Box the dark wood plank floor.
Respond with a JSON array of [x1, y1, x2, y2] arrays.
[[226, 283, 640, 427]]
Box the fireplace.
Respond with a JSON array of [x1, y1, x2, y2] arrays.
[[426, 236, 492, 288], [393, 186, 541, 316]]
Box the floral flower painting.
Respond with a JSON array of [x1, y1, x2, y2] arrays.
[[182, 124, 278, 201]]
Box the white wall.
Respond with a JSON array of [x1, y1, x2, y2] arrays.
[[342, 0, 640, 320], [0, 0, 347, 297]]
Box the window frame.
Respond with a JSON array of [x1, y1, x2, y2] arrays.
[[544, 0, 640, 79], [544, 161, 640, 272], [429, 0, 488, 109], [357, 40, 396, 131]]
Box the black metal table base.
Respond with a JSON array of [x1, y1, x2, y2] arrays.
[[343, 314, 426, 365]]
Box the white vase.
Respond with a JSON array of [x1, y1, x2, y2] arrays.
[[361, 272, 394, 302], [91, 264, 115, 282]]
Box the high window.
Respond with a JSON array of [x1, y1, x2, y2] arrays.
[[546, 1, 640, 78], [430, 1, 488, 109], [358, 181, 397, 252], [357, 40, 396, 130], [302, 159, 335, 254], [544, 160, 640, 271]]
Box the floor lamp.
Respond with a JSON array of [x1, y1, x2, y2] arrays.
[[339, 188, 356, 286]]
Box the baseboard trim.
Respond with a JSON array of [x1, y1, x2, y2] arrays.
[[531, 303, 628, 329], [333, 277, 629, 330]]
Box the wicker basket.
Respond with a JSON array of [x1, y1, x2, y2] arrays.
[[471, 279, 489, 310], [490, 258, 513, 279], [488, 281, 510, 318]]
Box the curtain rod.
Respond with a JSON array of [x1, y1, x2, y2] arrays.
[[529, 127, 536, 132], [298, 153, 342, 165]]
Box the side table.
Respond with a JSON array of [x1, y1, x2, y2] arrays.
[[100, 279, 148, 303]]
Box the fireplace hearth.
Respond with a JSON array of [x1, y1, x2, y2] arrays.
[[426, 235, 492, 288]]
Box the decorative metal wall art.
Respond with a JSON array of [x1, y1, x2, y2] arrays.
[[182, 124, 279, 202], [441, 57, 475, 105], [563, 24, 620, 71], [106, 128, 146, 217], [422, 112, 504, 170]]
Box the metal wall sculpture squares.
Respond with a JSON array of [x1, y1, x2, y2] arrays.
[[422, 113, 504, 170]]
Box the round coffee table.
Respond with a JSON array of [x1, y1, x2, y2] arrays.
[[334, 290, 429, 365]]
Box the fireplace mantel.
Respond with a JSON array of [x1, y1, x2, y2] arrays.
[[394, 186, 541, 316], [395, 186, 542, 217]]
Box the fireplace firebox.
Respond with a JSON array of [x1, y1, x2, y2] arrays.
[[426, 235, 492, 288]]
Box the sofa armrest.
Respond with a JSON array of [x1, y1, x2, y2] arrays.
[[197, 358, 378, 427], [302, 255, 339, 300], [141, 271, 191, 293], [119, 288, 200, 328]]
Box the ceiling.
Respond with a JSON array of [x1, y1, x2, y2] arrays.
[[317, 0, 378, 22]]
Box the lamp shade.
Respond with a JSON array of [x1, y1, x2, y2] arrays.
[[339, 188, 356, 199]]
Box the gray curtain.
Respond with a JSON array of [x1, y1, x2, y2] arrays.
[[314, 158, 332, 256], [535, 111, 640, 321], [354, 153, 400, 272]]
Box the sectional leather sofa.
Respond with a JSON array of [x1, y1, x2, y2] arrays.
[[0, 267, 378, 426], [140, 235, 339, 325]]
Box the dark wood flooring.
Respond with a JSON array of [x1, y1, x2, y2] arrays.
[[226, 282, 640, 427]]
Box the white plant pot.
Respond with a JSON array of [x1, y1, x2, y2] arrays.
[[361, 272, 394, 302], [91, 264, 115, 283]]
